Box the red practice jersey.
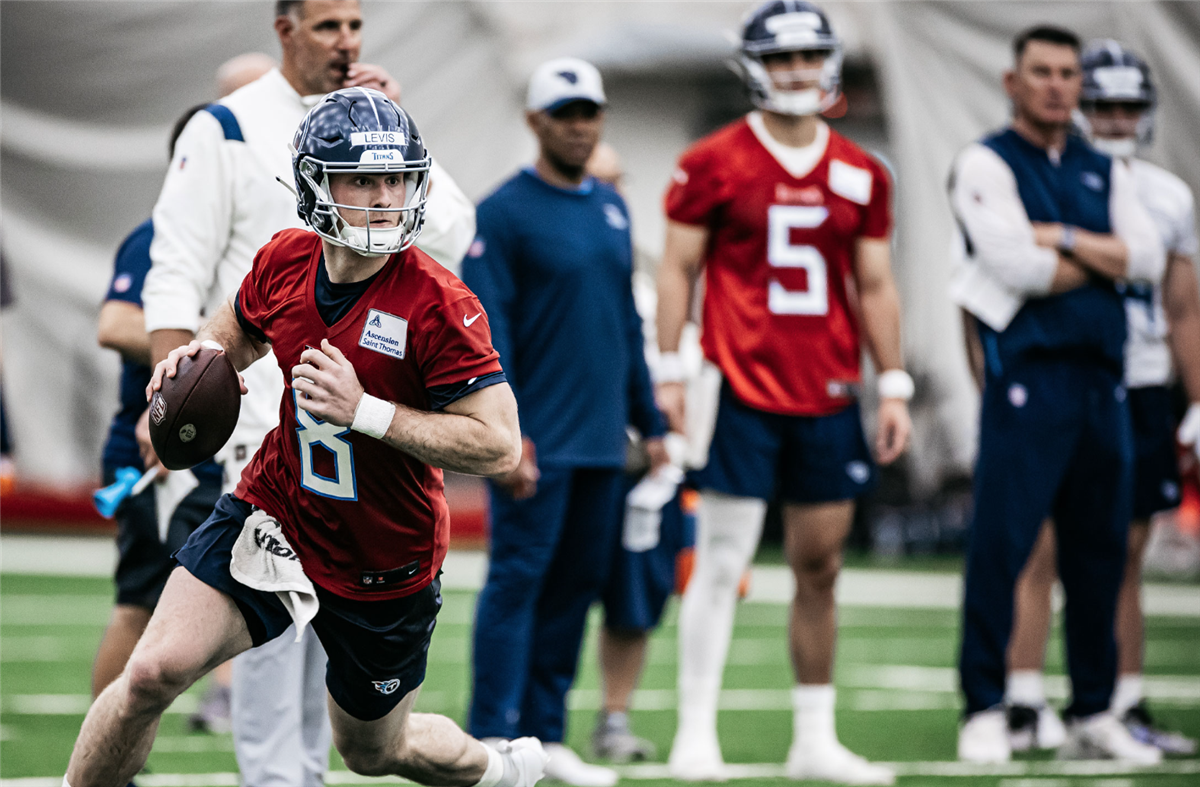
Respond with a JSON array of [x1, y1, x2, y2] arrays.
[[235, 229, 503, 600], [665, 116, 892, 416]]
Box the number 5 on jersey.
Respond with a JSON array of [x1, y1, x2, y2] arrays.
[[294, 390, 358, 500], [767, 205, 829, 316]]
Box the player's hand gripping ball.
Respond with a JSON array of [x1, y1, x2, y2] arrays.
[[148, 347, 241, 470]]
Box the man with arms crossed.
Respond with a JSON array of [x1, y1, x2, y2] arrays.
[[141, 2, 474, 782], [656, 2, 910, 783], [1004, 39, 1200, 756], [64, 89, 546, 787], [949, 26, 1164, 764]]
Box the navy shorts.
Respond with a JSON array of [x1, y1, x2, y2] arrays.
[[175, 495, 442, 721], [691, 383, 876, 503], [1129, 385, 1181, 520], [602, 484, 695, 632], [105, 463, 221, 609]]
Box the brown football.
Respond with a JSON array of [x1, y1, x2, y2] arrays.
[[148, 348, 241, 471]]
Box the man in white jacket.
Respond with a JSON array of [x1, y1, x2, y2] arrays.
[[948, 25, 1164, 765], [141, 2, 475, 784]]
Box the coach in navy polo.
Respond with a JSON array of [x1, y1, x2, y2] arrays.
[[463, 58, 666, 786], [949, 27, 1164, 763]]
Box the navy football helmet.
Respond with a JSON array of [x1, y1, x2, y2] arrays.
[[291, 87, 431, 256], [1077, 39, 1156, 156], [733, 0, 842, 116]]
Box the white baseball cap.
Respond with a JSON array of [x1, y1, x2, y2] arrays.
[[526, 57, 606, 112]]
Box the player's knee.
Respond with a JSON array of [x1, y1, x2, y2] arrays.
[[338, 741, 395, 777], [793, 551, 841, 593], [123, 654, 190, 712]]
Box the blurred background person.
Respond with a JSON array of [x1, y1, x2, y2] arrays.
[[1005, 38, 1200, 757], [91, 106, 225, 720], [949, 25, 1164, 764], [463, 58, 667, 787], [584, 142, 695, 765], [656, 2, 910, 783], [140, 2, 475, 785]]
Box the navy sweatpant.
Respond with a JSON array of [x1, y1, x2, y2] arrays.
[[469, 466, 624, 742], [960, 358, 1132, 718]]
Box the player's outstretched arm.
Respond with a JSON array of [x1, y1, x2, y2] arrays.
[[98, 301, 151, 366], [292, 340, 522, 476], [854, 237, 911, 465], [655, 220, 707, 432]]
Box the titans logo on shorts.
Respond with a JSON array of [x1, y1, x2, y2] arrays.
[[692, 382, 875, 503], [176, 495, 442, 721]]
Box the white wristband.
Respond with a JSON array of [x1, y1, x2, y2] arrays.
[[656, 352, 686, 384], [878, 369, 915, 401], [200, 340, 225, 353], [351, 393, 396, 440]]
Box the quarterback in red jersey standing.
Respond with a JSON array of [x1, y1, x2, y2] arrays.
[[656, 3, 911, 783], [63, 89, 548, 787]]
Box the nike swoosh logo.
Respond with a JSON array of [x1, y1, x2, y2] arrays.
[[463, 313, 482, 327]]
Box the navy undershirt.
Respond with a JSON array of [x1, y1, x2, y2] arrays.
[[236, 255, 506, 411]]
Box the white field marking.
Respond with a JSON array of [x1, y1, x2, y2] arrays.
[[6, 535, 1198, 616], [1, 761, 1198, 787], [0, 534, 116, 576], [3, 693, 197, 715], [0, 724, 13, 741]]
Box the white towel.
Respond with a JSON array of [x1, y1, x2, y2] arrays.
[[230, 509, 319, 642]]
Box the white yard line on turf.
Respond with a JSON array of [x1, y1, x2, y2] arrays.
[[3, 760, 1200, 786], [4, 535, 1198, 616]]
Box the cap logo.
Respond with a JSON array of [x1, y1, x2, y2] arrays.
[[557, 70, 578, 84], [350, 131, 402, 147], [765, 11, 823, 45], [1093, 66, 1144, 98]]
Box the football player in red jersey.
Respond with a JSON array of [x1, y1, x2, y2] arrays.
[[655, 2, 910, 783], [64, 89, 548, 787]]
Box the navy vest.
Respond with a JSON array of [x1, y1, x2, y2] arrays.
[[976, 129, 1127, 375]]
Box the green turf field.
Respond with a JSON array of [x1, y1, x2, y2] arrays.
[[2, 570, 1198, 786]]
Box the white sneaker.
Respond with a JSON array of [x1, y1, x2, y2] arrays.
[[543, 743, 618, 787], [1007, 704, 1067, 751], [1058, 712, 1162, 764], [668, 728, 726, 781], [958, 709, 1011, 763], [786, 741, 895, 785], [502, 738, 552, 787]]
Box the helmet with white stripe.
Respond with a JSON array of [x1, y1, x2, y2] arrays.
[[733, 0, 843, 117], [1077, 39, 1156, 156], [291, 87, 431, 257]]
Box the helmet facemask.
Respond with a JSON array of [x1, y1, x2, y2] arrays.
[[737, 47, 842, 116], [296, 154, 431, 258]]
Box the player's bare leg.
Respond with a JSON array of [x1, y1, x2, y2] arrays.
[[67, 567, 253, 787], [91, 605, 153, 697], [783, 500, 893, 785], [593, 627, 655, 762], [669, 491, 766, 780], [1005, 520, 1065, 750], [329, 687, 547, 787]]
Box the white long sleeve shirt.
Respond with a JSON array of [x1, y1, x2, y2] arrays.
[[143, 68, 475, 464], [948, 139, 1165, 332]]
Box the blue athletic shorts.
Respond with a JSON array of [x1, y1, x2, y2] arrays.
[[690, 383, 876, 503], [105, 463, 221, 609], [175, 494, 441, 721], [601, 484, 695, 632], [1129, 385, 1181, 520]]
